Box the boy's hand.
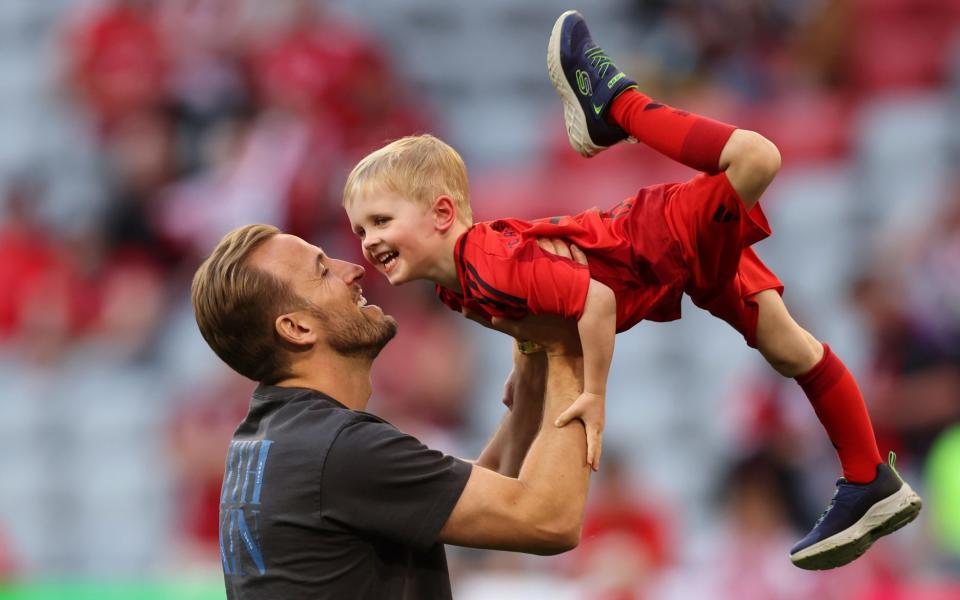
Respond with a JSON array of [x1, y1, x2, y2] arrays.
[[555, 391, 605, 471]]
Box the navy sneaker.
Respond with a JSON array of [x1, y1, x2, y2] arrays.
[[547, 10, 638, 157], [790, 452, 922, 570]]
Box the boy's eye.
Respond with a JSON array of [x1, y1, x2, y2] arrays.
[[373, 216, 389, 226]]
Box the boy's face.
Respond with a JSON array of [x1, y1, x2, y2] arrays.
[[345, 189, 438, 286]]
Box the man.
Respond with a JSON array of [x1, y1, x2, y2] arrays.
[[190, 223, 591, 599]]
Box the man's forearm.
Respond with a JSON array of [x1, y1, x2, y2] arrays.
[[515, 353, 590, 541], [436, 320, 590, 555], [475, 348, 547, 475]]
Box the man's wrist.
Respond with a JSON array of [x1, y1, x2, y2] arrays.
[[516, 339, 544, 355], [514, 345, 547, 377], [545, 353, 583, 375]]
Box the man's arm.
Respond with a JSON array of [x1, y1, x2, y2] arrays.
[[438, 319, 590, 555], [474, 345, 546, 476], [470, 238, 589, 477], [516, 239, 616, 471]]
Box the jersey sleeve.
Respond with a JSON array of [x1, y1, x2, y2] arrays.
[[321, 419, 472, 551], [435, 284, 463, 312], [464, 241, 592, 320], [520, 244, 592, 319]]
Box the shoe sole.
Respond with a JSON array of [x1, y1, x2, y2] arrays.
[[789, 482, 922, 570], [547, 9, 603, 158]]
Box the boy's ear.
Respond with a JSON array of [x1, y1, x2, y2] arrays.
[[432, 195, 458, 233], [275, 311, 319, 347]]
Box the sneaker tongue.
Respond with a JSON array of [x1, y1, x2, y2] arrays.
[[572, 19, 590, 44]]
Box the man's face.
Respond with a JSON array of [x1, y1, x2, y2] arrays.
[[249, 234, 397, 358], [344, 189, 437, 286]]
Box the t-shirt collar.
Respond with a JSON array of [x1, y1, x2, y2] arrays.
[[251, 383, 347, 409]]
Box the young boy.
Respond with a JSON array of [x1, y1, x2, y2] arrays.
[[342, 10, 921, 570]]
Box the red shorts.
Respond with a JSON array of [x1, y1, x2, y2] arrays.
[[663, 172, 784, 347]]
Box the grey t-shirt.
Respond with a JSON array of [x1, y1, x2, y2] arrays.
[[220, 384, 472, 599]]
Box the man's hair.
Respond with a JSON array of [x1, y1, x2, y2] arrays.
[[342, 134, 473, 224], [191, 224, 304, 384]]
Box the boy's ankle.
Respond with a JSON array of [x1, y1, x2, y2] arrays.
[[607, 88, 647, 127]]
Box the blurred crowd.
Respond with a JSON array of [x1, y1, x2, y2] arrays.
[[1, 0, 960, 598]]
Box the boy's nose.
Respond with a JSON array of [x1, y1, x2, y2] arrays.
[[362, 236, 383, 253]]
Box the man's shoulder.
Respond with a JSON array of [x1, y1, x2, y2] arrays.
[[321, 410, 463, 491], [326, 410, 414, 455], [252, 388, 390, 450], [279, 398, 405, 454]]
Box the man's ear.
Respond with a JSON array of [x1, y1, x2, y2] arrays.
[[275, 312, 319, 346], [432, 195, 458, 233]]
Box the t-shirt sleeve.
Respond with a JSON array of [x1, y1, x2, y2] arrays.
[[321, 419, 472, 551]]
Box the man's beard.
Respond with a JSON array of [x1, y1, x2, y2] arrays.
[[316, 305, 398, 360]]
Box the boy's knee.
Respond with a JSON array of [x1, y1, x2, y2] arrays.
[[733, 130, 781, 182], [720, 130, 781, 206], [759, 333, 823, 378]]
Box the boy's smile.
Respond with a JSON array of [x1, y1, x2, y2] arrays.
[[345, 190, 438, 286]]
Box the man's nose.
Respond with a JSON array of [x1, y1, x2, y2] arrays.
[[333, 259, 365, 282]]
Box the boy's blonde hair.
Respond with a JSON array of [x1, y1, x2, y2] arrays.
[[343, 134, 473, 224]]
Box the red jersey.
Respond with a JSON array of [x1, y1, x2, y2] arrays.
[[436, 185, 689, 332]]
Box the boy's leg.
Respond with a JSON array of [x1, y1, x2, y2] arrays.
[[691, 269, 884, 477], [547, 11, 780, 206], [752, 289, 882, 482], [691, 260, 921, 569], [610, 97, 780, 207], [750, 290, 921, 570]]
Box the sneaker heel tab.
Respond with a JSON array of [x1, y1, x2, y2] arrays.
[[887, 450, 905, 482]]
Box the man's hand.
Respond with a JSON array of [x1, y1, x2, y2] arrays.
[[535, 237, 587, 264], [462, 307, 581, 356], [555, 391, 605, 471]]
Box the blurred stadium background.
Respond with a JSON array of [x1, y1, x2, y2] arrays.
[[1, 0, 959, 598]]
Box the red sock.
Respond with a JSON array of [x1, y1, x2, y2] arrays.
[[795, 344, 883, 483], [609, 89, 736, 173]]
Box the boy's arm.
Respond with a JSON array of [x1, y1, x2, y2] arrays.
[[561, 278, 616, 470], [578, 278, 616, 399]]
